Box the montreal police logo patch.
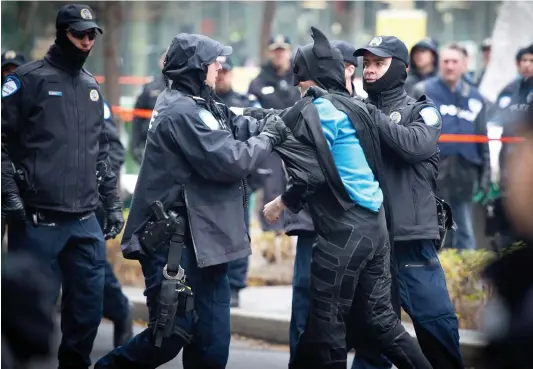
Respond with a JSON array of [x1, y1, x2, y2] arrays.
[[199, 109, 221, 130], [81, 8, 93, 19], [527, 91, 533, 104], [368, 37, 382, 47], [419, 107, 441, 127], [498, 95, 512, 109], [389, 111, 401, 123], [1, 76, 21, 98], [89, 89, 99, 101]]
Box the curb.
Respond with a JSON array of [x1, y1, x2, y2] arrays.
[[130, 299, 486, 366]]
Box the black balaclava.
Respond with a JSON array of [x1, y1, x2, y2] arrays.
[[292, 27, 348, 95], [364, 57, 407, 96], [53, 27, 91, 70]]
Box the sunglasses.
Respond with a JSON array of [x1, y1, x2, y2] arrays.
[[69, 29, 97, 41]]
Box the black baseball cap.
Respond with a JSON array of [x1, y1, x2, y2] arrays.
[[1, 50, 27, 68], [56, 4, 103, 34], [330, 40, 358, 67], [354, 36, 409, 66], [217, 55, 233, 71], [268, 35, 291, 51]]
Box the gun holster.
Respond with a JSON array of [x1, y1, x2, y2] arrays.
[[436, 196, 456, 250], [140, 201, 195, 348]]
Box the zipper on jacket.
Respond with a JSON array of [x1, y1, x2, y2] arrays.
[[183, 189, 202, 267], [72, 75, 80, 211]]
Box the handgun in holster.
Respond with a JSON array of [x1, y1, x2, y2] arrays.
[[436, 196, 457, 250], [139, 201, 195, 348]]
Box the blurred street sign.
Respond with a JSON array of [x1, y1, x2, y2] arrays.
[[376, 9, 427, 52]]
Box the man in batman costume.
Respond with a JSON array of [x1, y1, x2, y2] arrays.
[[250, 27, 432, 369]]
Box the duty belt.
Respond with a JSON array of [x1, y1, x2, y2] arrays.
[[140, 201, 194, 347]]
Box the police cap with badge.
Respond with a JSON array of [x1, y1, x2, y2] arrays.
[[268, 35, 292, 51], [56, 4, 103, 34], [354, 35, 409, 66], [1, 50, 27, 70]]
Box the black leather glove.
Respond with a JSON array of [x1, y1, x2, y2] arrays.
[[132, 147, 143, 165], [304, 85, 328, 99], [260, 115, 289, 147], [2, 191, 26, 221], [103, 195, 124, 240]]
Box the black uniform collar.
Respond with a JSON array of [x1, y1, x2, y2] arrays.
[[367, 85, 407, 108]]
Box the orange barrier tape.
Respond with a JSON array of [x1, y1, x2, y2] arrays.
[[94, 75, 152, 85], [110, 105, 525, 143], [439, 134, 524, 143]]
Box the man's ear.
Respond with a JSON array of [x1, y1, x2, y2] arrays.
[[347, 64, 356, 79]]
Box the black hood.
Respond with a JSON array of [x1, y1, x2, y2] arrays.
[[162, 33, 232, 98], [293, 26, 348, 95], [409, 38, 439, 76]]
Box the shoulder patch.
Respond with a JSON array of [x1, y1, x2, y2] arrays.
[[198, 109, 221, 130], [2, 76, 21, 98], [419, 106, 441, 127], [103, 101, 112, 120], [498, 95, 512, 108]]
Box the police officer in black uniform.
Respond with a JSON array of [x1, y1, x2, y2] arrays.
[[1, 50, 28, 243], [491, 45, 533, 247], [248, 35, 301, 236], [131, 50, 167, 165], [351, 36, 462, 369], [215, 55, 262, 307], [1, 50, 27, 82], [96, 100, 134, 348], [1, 5, 124, 368], [95, 33, 288, 369]]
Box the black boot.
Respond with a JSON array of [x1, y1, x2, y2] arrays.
[[113, 309, 134, 348]]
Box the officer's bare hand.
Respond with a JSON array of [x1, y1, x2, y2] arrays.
[[263, 195, 286, 224], [261, 115, 289, 147]]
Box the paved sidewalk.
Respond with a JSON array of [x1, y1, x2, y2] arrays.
[[125, 285, 486, 366]]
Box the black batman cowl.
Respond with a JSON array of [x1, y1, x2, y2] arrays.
[[292, 26, 348, 95]]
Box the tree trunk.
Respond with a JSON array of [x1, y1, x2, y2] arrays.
[[101, 1, 123, 109], [479, 0, 533, 102], [259, 1, 277, 63], [14, 1, 39, 56]]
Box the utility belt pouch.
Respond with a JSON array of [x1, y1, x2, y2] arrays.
[[435, 196, 456, 250]]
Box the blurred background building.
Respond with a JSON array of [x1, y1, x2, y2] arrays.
[[1, 1, 500, 96]]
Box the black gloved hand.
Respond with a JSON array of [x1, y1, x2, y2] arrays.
[[2, 192, 26, 221], [304, 86, 328, 99], [103, 195, 124, 240], [260, 115, 289, 147], [132, 147, 143, 165], [243, 107, 270, 120]]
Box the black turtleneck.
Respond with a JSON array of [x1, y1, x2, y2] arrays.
[[365, 58, 409, 110], [46, 30, 90, 72], [366, 85, 408, 110]]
